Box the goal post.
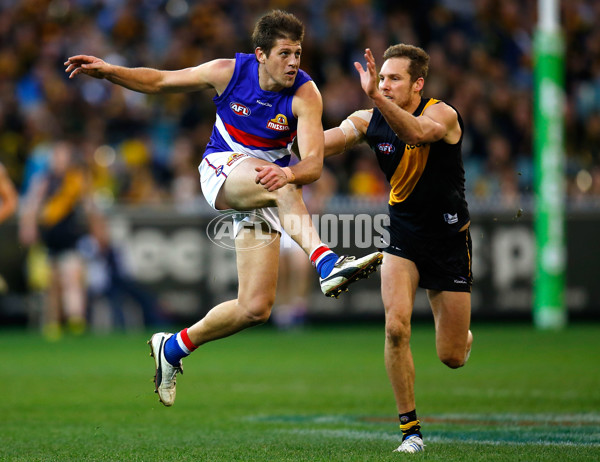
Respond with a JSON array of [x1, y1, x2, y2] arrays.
[[533, 0, 567, 329]]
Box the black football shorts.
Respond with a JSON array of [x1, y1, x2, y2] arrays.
[[382, 224, 473, 293]]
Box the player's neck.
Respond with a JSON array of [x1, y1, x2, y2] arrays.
[[403, 96, 422, 115]]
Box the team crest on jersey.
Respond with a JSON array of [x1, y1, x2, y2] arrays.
[[267, 114, 289, 131], [377, 143, 396, 155], [230, 102, 250, 117]]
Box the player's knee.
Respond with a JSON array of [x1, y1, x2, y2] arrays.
[[240, 297, 274, 325], [439, 352, 465, 369], [385, 317, 411, 347]]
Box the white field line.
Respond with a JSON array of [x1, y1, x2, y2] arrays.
[[247, 413, 600, 425], [276, 428, 600, 448]]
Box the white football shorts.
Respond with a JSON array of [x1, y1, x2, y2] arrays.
[[199, 151, 252, 209], [199, 151, 282, 238]]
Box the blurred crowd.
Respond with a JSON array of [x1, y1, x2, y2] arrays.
[[1, 0, 600, 212]]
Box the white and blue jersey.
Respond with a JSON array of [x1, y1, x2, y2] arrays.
[[204, 53, 312, 167]]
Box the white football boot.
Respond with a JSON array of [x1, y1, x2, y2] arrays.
[[319, 251, 383, 298], [148, 332, 183, 407], [394, 435, 425, 453]]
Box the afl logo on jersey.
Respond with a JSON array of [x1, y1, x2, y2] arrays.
[[267, 114, 290, 131], [230, 102, 250, 117], [377, 143, 396, 155]]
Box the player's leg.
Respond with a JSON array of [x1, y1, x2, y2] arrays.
[[426, 227, 473, 368], [148, 226, 280, 406], [58, 251, 87, 334], [214, 157, 280, 210], [381, 254, 424, 453], [216, 156, 382, 297], [186, 228, 280, 345], [215, 157, 323, 251], [273, 182, 382, 297], [427, 290, 472, 368], [43, 260, 63, 340], [382, 254, 419, 412]]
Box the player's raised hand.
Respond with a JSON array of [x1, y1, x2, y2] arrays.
[[64, 55, 109, 80], [354, 48, 379, 99]]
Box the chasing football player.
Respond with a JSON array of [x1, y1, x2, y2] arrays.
[[323, 45, 474, 453]]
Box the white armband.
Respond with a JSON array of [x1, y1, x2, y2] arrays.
[[339, 118, 361, 151]]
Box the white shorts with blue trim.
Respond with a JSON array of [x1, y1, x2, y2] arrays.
[[199, 151, 252, 209], [199, 151, 282, 238]]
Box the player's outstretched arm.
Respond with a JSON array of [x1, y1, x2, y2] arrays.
[[64, 55, 235, 95]]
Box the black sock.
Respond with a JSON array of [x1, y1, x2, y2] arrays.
[[399, 410, 422, 440]]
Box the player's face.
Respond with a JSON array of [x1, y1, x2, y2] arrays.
[[257, 39, 302, 91], [378, 57, 421, 109]]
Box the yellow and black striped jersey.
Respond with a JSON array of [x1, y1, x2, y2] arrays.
[[365, 98, 470, 238]]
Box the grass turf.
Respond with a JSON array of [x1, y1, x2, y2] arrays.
[[0, 322, 599, 461]]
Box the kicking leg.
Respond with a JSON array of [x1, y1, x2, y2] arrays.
[[217, 157, 382, 297]]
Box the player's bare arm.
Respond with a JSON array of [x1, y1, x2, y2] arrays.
[[324, 110, 372, 157], [255, 80, 324, 192], [64, 55, 235, 95], [421, 102, 462, 144], [376, 99, 460, 146]]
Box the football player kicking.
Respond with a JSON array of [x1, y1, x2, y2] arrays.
[[65, 10, 382, 407]]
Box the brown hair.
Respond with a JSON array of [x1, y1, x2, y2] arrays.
[[383, 44, 430, 87], [252, 10, 304, 56]]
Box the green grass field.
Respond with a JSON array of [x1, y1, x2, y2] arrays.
[[1, 322, 599, 461]]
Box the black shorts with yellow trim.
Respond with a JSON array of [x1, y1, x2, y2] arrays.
[[382, 223, 473, 293]]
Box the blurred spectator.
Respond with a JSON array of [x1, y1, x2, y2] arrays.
[[117, 137, 166, 205], [0, 161, 18, 224], [168, 135, 202, 211], [0, 161, 18, 294], [80, 211, 164, 331], [18, 141, 89, 340], [348, 150, 388, 199]]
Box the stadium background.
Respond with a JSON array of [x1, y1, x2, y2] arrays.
[[1, 0, 600, 327]]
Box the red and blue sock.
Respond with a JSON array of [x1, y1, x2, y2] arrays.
[[310, 244, 338, 278], [164, 328, 198, 366]]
